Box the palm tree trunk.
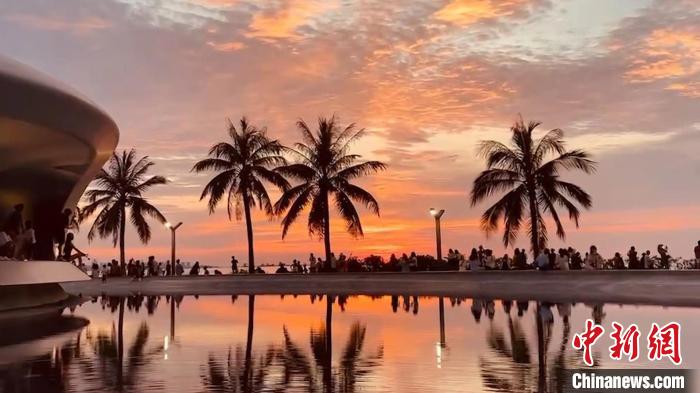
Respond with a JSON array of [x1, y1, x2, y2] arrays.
[[243, 295, 255, 390], [322, 191, 332, 271], [527, 185, 540, 258], [536, 303, 547, 393], [243, 196, 255, 274], [324, 295, 333, 392], [117, 298, 125, 390], [119, 204, 126, 275]]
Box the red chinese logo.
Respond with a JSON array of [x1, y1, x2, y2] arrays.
[[609, 322, 640, 361], [647, 322, 682, 365], [573, 320, 682, 366], [572, 319, 605, 366]]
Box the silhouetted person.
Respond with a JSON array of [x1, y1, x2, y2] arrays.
[[5, 203, 24, 239], [189, 261, 200, 275], [628, 246, 639, 269], [13, 220, 36, 260], [276, 262, 289, 273], [556, 248, 569, 271], [54, 208, 72, 259], [468, 248, 480, 271], [0, 230, 13, 257], [584, 245, 604, 270], [61, 233, 86, 265], [175, 259, 184, 275], [255, 266, 265, 274], [536, 249, 550, 271], [613, 252, 625, 269], [657, 244, 670, 269], [570, 251, 583, 270], [231, 256, 238, 273]]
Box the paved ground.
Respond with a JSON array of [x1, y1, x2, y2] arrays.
[[60, 270, 700, 307]]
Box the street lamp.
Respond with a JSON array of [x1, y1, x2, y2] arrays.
[[429, 208, 445, 261], [165, 221, 182, 276]]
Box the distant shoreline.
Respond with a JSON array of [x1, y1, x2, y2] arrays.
[[62, 270, 700, 308]]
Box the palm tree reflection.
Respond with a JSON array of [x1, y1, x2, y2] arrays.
[[479, 300, 599, 393], [202, 294, 383, 393], [85, 298, 164, 391]]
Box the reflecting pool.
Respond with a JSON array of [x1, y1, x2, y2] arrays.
[[1, 295, 698, 392]]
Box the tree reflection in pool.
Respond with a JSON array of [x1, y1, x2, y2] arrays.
[[0, 295, 696, 393]]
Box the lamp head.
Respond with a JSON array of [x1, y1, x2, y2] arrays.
[[430, 208, 445, 219], [165, 222, 172, 229]]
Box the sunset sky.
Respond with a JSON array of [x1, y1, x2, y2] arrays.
[[1, 0, 698, 265]]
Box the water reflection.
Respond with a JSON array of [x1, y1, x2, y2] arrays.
[[0, 295, 696, 393], [0, 311, 88, 393], [200, 295, 384, 393]]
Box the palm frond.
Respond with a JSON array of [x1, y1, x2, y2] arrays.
[[334, 191, 363, 237]]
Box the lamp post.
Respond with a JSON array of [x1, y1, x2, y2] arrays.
[[429, 208, 445, 261], [165, 221, 182, 276]]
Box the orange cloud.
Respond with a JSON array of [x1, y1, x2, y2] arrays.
[[246, 0, 337, 40], [666, 81, 700, 98], [625, 28, 700, 83], [433, 0, 531, 26], [207, 40, 246, 52], [4, 14, 111, 33]]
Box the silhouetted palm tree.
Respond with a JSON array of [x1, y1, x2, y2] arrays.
[[470, 118, 596, 256], [275, 116, 386, 269], [81, 150, 167, 269], [193, 118, 289, 273]]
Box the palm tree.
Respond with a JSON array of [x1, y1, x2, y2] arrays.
[[193, 118, 289, 273], [275, 116, 386, 269], [470, 118, 596, 257], [81, 149, 168, 270]]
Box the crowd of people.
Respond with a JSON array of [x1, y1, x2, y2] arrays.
[[0, 204, 84, 263], [445, 243, 693, 271]]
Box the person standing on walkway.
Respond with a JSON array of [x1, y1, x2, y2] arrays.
[[175, 259, 184, 275], [231, 255, 239, 274], [468, 249, 480, 271], [536, 249, 550, 271], [54, 208, 72, 260], [627, 246, 639, 269], [694, 241, 700, 269], [556, 249, 570, 271]]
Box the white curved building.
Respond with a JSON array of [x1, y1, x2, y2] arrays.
[[0, 55, 119, 310]]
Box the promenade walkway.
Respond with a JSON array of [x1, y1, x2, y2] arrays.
[[61, 270, 700, 307]]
